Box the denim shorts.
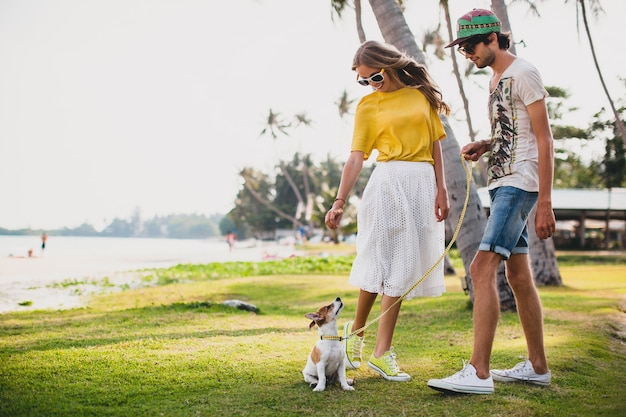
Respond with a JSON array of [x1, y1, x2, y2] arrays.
[[479, 186, 538, 260]]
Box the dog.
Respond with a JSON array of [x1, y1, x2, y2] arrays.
[[302, 297, 355, 391]]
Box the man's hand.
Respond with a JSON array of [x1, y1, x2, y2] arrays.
[[461, 139, 488, 161], [535, 202, 556, 240]]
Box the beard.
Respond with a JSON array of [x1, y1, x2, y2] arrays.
[[476, 50, 496, 69]]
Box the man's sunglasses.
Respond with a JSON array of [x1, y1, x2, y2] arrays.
[[457, 35, 490, 56], [357, 69, 385, 86]]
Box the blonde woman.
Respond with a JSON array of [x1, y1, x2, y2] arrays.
[[325, 40, 450, 382]]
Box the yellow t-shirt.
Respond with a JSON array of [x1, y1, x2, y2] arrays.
[[351, 87, 446, 164]]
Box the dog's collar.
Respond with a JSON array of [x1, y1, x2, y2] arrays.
[[320, 335, 345, 341]]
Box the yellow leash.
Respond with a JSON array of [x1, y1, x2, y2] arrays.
[[326, 156, 474, 341]]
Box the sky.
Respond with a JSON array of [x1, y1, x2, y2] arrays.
[[1, 0, 624, 231]]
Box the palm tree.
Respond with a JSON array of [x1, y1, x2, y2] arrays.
[[332, 0, 367, 42], [436, 1, 491, 187], [567, 0, 626, 146], [258, 108, 316, 233], [335, 90, 357, 119], [239, 167, 305, 228], [259, 108, 291, 139]]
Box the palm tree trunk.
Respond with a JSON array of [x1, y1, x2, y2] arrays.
[[491, 0, 517, 55], [355, 0, 366, 43], [440, 120, 514, 308], [441, 0, 489, 185], [579, 0, 626, 145], [241, 170, 304, 227], [442, 0, 477, 143]]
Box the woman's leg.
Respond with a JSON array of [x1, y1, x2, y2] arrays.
[[372, 294, 402, 357]]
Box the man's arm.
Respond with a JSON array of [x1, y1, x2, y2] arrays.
[[527, 98, 556, 240]]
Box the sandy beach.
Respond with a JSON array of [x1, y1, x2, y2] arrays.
[[0, 237, 302, 314]]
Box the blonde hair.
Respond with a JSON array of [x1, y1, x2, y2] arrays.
[[352, 40, 450, 116]]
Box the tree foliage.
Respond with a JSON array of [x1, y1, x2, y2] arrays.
[[228, 153, 374, 240], [1, 213, 224, 239], [593, 107, 626, 189]]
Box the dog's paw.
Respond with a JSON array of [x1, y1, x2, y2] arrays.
[[312, 385, 326, 392], [341, 378, 355, 391]]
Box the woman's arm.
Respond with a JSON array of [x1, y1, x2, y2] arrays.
[[325, 151, 364, 230], [432, 140, 449, 222]]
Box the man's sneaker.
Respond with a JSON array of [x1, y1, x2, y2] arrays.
[[427, 361, 494, 394], [491, 359, 551, 386], [343, 321, 363, 370], [367, 347, 411, 382]]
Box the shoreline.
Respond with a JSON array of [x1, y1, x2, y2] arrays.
[[0, 241, 302, 314]]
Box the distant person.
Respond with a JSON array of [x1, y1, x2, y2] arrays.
[[325, 40, 450, 382], [41, 232, 48, 255], [296, 225, 308, 244], [427, 9, 555, 395], [9, 249, 35, 258], [226, 231, 237, 252]]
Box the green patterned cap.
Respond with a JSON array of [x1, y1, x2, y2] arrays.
[[446, 9, 501, 48]]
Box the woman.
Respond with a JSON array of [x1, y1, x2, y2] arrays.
[[325, 40, 450, 382]]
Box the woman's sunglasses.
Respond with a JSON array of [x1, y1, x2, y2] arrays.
[[357, 69, 385, 86]]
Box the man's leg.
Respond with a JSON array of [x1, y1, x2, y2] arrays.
[[468, 250, 503, 379], [504, 254, 549, 374], [426, 249, 502, 394]]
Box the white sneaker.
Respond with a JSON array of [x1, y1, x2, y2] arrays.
[[428, 361, 494, 394], [491, 359, 551, 386]]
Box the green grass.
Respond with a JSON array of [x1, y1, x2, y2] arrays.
[[1, 251, 625, 417]]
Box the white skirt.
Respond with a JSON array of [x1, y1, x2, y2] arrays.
[[348, 161, 446, 299]]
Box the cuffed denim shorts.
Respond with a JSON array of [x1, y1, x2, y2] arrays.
[[479, 186, 538, 260]]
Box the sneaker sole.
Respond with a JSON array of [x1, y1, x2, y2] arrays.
[[427, 380, 494, 395], [491, 373, 551, 386], [367, 361, 411, 382]]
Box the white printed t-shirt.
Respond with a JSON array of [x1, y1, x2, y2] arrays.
[[487, 57, 548, 192]]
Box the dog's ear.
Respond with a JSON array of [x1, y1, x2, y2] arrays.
[[305, 312, 321, 328]]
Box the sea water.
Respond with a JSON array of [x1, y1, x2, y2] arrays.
[[0, 235, 298, 313]]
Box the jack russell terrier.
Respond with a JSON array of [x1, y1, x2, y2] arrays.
[[302, 297, 355, 391]]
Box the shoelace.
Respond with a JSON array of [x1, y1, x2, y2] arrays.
[[507, 361, 530, 374], [384, 349, 401, 374], [448, 360, 471, 380], [351, 337, 364, 358]]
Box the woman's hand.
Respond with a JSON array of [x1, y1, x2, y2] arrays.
[[325, 206, 343, 230], [435, 189, 450, 222]]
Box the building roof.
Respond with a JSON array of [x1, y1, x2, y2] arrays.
[[477, 188, 626, 221]]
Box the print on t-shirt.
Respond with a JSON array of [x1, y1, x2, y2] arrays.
[[488, 77, 517, 182]]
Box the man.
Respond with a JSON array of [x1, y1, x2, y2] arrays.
[[427, 8, 556, 395]]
